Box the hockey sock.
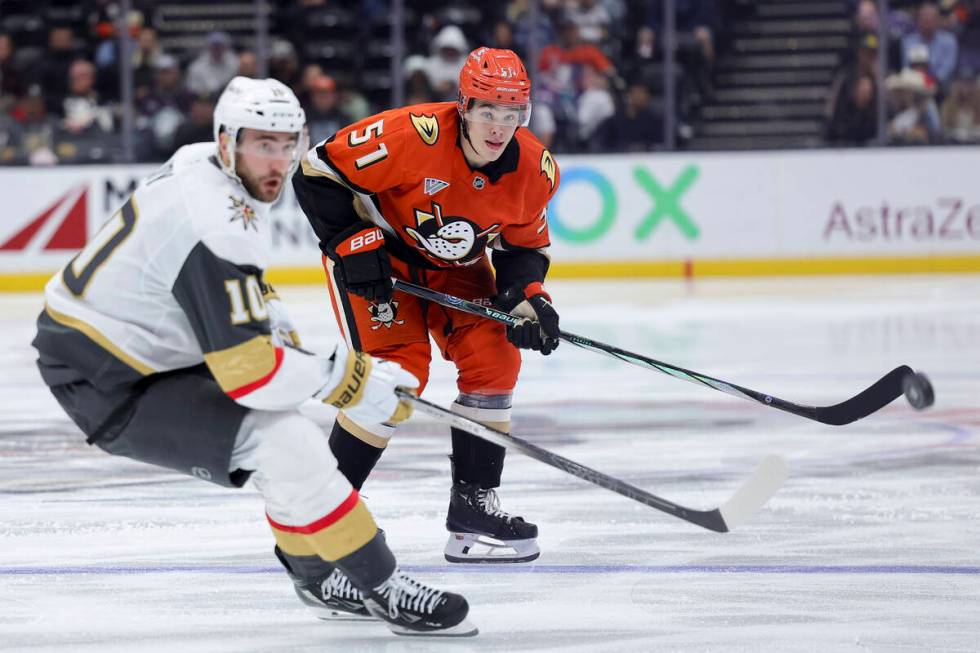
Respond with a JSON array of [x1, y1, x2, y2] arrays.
[[329, 420, 385, 490], [333, 529, 397, 592], [450, 427, 506, 488], [275, 545, 335, 580]]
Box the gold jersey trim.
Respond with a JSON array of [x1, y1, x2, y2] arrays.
[[270, 499, 378, 561], [203, 335, 278, 394], [43, 304, 155, 376]]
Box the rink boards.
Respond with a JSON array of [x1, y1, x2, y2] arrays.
[[1, 146, 979, 290]]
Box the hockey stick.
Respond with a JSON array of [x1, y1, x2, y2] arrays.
[[392, 278, 918, 426], [398, 390, 788, 533]]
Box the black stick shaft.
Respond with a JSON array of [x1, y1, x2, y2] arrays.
[[392, 278, 911, 426], [399, 391, 732, 532]]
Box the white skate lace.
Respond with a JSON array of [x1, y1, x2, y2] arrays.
[[321, 568, 363, 602], [476, 488, 514, 523], [376, 570, 444, 619]]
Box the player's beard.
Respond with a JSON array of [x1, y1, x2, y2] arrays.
[[239, 168, 285, 203]]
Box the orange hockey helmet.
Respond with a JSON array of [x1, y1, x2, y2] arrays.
[[458, 47, 531, 126]]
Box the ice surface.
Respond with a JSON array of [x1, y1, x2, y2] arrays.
[[1, 275, 978, 652]]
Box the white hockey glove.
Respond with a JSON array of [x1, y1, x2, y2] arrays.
[[265, 295, 302, 348], [314, 346, 418, 424]]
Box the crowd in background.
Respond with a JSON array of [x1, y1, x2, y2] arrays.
[[2, 0, 979, 166], [825, 0, 980, 146], [0, 0, 723, 165]]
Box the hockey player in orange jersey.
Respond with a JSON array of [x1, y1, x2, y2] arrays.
[[293, 47, 561, 582]]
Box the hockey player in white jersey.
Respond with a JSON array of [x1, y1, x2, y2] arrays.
[[31, 77, 476, 638]]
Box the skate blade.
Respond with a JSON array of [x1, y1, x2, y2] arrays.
[[444, 533, 540, 563], [389, 618, 479, 637], [312, 610, 376, 622]]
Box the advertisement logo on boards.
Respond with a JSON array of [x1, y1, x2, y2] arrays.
[[549, 164, 701, 244], [1, 184, 89, 252]]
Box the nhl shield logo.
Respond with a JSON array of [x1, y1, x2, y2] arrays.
[[370, 301, 405, 330], [472, 175, 486, 190]]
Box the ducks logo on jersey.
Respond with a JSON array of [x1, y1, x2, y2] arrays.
[[369, 301, 405, 330], [404, 201, 499, 266]]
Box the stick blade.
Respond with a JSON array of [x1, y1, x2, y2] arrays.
[[718, 455, 789, 531]]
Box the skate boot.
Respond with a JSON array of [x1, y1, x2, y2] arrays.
[[363, 568, 478, 637], [444, 481, 539, 563], [275, 547, 375, 621]]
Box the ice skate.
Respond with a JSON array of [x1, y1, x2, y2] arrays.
[[444, 482, 539, 563], [363, 569, 478, 637], [276, 548, 375, 621]]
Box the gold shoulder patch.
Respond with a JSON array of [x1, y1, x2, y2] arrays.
[[410, 113, 439, 146], [540, 149, 557, 191]]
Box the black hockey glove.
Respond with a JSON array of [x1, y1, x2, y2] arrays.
[[495, 283, 560, 355], [328, 224, 393, 303]]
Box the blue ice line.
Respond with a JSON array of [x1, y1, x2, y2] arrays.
[[2, 564, 978, 576]]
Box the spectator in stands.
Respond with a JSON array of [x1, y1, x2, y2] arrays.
[[7, 85, 60, 165], [567, 0, 613, 45], [404, 56, 436, 105], [577, 65, 616, 147], [171, 94, 215, 152], [39, 26, 81, 115], [305, 74, 352, 141], [538, 20, 616, 149], [0, 33, 24, 112], [529, 102, 557, 149], [827, 30, 881, 145], [907, 42, 935, 83], [508, 0, 558, 57], [61, 59, 113, 135], [139, 54, 192, 158], [827, 74, 879, 145], [643, 0, 717, 100], [295, 63, 325, 109], [186, 31, 239, 97], [488, 20, 518, 53], [887, 67, 942, 144], [269, 39, 301, 90], [941, 65, 980, 141], [644, 0, 718, 66], [601, 81, 664, 151], [133, 28, 167, 99], [419, 25, 469, 101], [855, 0, 881, 31], [902, 3, 958, 85], [93, 10, 147, 74], [238, 51, 259, 79], [954, 0, 980, 70]]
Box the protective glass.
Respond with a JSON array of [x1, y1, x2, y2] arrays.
[[464, 101, 531, 128]]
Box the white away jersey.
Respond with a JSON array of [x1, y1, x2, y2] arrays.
[[34, 143, 331, 411]]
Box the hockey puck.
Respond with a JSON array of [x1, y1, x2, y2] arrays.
[[902, 372, 935, 410]]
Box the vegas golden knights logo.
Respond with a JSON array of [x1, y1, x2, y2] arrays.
[[410, 113, 439, 146]]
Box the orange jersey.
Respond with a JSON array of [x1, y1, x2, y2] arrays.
[[301, 102, 560, 270]]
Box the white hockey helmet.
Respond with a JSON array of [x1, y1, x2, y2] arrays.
[[213, 76, 307, 189]]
